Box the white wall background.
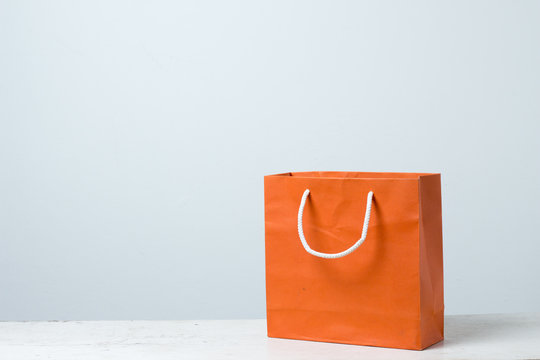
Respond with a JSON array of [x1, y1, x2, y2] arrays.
[[1, 0, 539, 320]]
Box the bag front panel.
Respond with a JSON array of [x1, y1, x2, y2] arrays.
[[264, 175, 422, 349]]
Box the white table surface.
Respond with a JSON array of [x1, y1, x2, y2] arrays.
[[1, 313, 539, 359]]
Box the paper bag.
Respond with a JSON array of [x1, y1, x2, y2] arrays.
[[264, 171, 444, 350]]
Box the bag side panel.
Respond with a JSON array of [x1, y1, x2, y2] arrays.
[[419, 174, 444, 349]]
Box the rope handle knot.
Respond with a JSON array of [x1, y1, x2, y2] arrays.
[[297, 189, 374, 259]]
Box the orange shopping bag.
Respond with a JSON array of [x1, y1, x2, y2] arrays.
[[264, 172, 444, 350]]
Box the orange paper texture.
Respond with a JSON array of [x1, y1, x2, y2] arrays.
[[264, 172, 444, 350]]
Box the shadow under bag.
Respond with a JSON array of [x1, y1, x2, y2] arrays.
[[264, 171, 444, 350]]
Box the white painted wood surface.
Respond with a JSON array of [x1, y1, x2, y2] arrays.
[[0, 313, 539, 359]]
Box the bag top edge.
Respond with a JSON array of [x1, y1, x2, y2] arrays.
[[264, 171, 440, 180]]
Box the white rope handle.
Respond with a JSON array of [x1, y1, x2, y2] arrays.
[[297, 189, 374, 259]]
